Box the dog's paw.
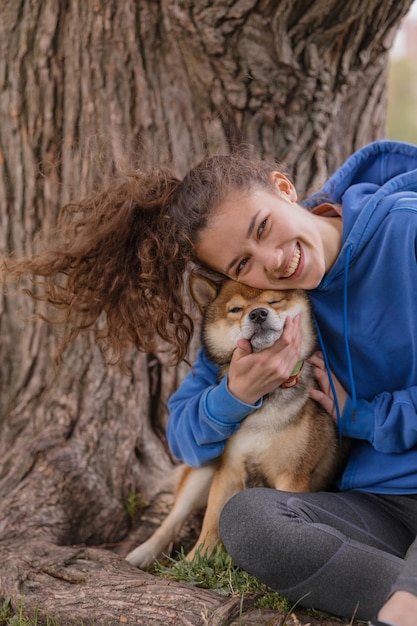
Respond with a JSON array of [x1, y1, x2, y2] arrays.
[[125, 544, 155, 569]]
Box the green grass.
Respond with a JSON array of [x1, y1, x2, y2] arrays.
[[152, 543, 292, 611], [125, 491, 147, 524], [0, 599, 47, 626], [0, 598, 86, 626], [152, 545, 354, 623], [0, 599, 31, 626]]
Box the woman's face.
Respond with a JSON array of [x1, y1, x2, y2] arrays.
[[195, 173, 339, 291]]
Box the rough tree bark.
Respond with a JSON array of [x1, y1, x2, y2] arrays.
[[0, 1, 412, 624]]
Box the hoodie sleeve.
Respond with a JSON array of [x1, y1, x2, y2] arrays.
[[341, 388, 417, 453], [166, 348, 262, 467]]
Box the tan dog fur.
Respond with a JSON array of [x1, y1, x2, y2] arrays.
[[126, 276, 341, 568]]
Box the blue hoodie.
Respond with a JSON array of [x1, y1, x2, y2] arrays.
[[166, 140, 417, 494]]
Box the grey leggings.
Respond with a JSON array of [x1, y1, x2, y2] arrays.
[[219, 489, 417, 622]]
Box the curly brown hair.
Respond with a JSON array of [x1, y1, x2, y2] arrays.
[[2, 151, 283, 365]]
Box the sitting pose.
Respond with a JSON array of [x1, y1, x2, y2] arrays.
[[6, 140, 417, 626]]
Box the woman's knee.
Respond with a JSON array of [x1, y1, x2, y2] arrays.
[[219, 487, 288, 560]]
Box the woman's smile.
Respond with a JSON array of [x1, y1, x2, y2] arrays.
[[282, 243, 301, 279]]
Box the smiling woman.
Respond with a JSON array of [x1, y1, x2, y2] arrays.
[[164, 140, 417, 626]]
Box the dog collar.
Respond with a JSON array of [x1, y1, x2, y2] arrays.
[[281, 360, 304, 389]]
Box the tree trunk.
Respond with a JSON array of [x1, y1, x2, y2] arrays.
[[0, 0, 412, 624]]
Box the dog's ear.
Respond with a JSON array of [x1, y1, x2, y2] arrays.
[[189, 274, 218, 312]]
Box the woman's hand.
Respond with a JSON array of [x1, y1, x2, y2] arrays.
[[227, 315, 303, 405], [308, 351, 347, 422]]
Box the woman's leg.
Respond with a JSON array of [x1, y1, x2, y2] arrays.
[[219, 489, 417, 621]]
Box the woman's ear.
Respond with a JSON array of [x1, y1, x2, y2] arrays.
[[269, 172, 297, 202]]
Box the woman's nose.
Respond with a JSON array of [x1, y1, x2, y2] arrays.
[[263, 248, 283, 273]]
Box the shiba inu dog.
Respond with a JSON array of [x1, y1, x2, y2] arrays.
[[126, 275, 341, 568]]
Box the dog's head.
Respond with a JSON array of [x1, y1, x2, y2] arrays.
[[189, 274, 316, 367]]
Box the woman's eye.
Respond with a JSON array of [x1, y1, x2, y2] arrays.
[[236, 258, 248, 274], [257, 219, 267, 237], [229, 307, 243, 314]]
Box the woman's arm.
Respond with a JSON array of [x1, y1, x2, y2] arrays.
[[341, 390, 417, 453], [310, 351, 417, 453], [166, 348, 261, 467]]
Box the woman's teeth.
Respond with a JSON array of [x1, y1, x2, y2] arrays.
[[283, 245, 300, 278]]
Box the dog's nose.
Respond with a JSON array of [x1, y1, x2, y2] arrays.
[[249, 308, 269, 324]]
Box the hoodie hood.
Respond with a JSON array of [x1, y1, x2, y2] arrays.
[[304, 140, 417, 289]]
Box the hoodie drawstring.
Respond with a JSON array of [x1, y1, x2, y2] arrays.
[[314, 320, 343, 433], [343, 245, 357, 420]]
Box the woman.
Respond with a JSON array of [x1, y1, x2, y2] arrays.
[[5, 140, 417, 625], [166, 141, 417, 626]]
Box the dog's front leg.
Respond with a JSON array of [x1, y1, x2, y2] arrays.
[[126, 464, 215, 568], [186, 462, 245, 561], [273, 471, 311, 492]]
